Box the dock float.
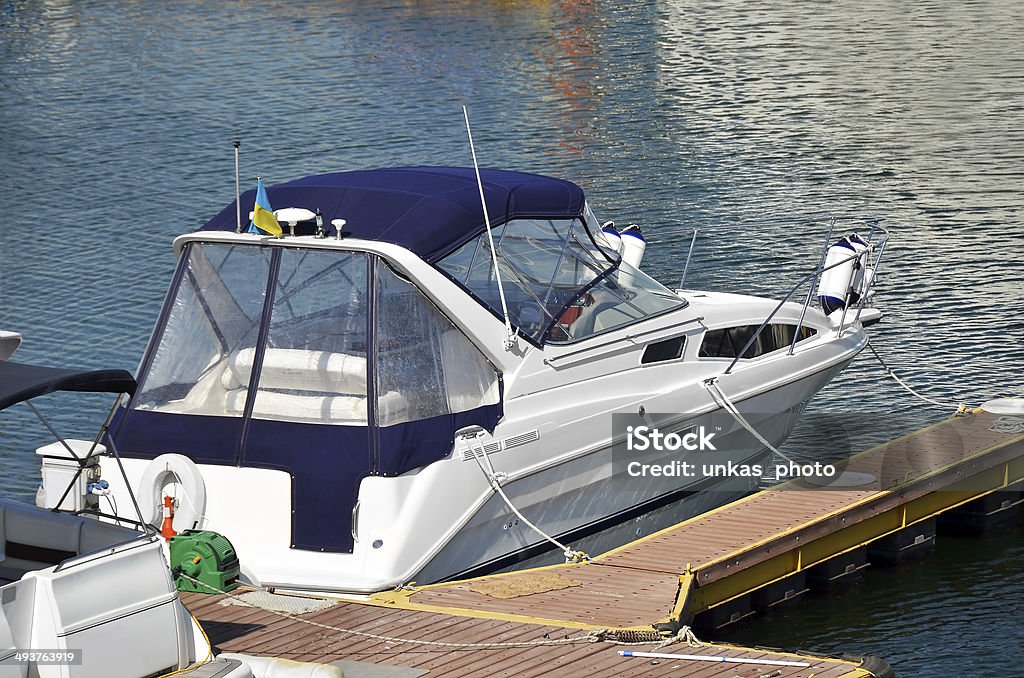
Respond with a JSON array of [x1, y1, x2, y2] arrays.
[[183, 408, 1024, 676]]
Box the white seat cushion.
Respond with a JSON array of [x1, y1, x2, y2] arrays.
[[222, 348, 367, 393]]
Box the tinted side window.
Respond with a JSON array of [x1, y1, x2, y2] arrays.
[[699, 324, 817, 359], [641, 336, 686, 364]]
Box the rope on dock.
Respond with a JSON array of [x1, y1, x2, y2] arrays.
[[865, 340, 970, 413]]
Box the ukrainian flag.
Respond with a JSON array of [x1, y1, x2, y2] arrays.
[[248, 177, 282, 237]]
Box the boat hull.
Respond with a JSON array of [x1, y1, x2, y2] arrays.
[[414, 361, 835, 584]]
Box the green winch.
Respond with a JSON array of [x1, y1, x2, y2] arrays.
[[169, 530, 240, 594]]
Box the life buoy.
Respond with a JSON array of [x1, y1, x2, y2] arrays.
[[138, 453, 207, 532]]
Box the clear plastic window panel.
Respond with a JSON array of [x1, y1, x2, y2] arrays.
[[439, 217, 684, 344], [250, 249, 370, 424], [135, 243, 272, 415], [375, 262, 499, 426]]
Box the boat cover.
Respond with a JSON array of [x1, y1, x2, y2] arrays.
[[0, 361, 135, 411], [199, 166, 586, 262]]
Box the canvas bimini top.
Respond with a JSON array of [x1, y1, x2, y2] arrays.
[[200, 166, 586, 262], [0, 360, 135, 412]]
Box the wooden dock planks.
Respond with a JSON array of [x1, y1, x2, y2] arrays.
[[184, 410, 1024, 676], [184, 590, 862, 677], [402, 410, 1024, 622]]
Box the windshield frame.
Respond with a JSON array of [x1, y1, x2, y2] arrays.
[[434, 212, 688, 347]]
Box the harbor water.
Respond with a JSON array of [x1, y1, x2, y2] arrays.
[[1, 1, 1022, 675]]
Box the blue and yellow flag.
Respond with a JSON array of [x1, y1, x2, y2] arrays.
[[248, 177, 282, 237]]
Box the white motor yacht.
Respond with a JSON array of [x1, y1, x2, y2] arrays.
[[92, 166, 887, 593]]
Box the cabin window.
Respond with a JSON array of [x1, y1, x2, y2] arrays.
[[249, 250, 370, 425], [375, 262, 500, 426], [135, 243, 498, 428], [641, 336, 686, 364], [439, 216, 684, 345], [699, 324, 817, 359], [135, 243, 273, 415]]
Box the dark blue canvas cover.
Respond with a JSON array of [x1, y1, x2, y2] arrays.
[[200, 166, 586, 262], [0, 361, 135, 411]]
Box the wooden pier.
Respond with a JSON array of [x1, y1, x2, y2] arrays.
[[184, 408, 1024, 677]]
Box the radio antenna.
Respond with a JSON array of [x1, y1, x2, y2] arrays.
[[678, 228, 698, 289], [232, 140, 242, 233], [463, 105, 516, 351]]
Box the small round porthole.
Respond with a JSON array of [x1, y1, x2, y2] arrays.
[[372, 539, 384, 549]]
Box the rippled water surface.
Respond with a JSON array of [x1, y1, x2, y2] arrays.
[[2, 2, 1022, 675]]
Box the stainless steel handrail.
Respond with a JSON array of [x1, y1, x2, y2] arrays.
[[722, 217, 890, 375], [789, 216, 837, 355]]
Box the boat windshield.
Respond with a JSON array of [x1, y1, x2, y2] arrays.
[[438, 209, 685, 344]]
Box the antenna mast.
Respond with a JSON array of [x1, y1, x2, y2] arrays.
[[678, 228, 698, 289], [463, 106, 516, 351], [232, 140, 242, 233]]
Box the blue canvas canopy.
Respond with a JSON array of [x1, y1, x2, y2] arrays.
[[200, 166, 586, 262]]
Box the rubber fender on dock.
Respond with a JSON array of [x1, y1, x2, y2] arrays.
[[218, 653, 342, 678]]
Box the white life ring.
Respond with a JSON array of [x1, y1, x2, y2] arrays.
[[138, 453, 207, 532]]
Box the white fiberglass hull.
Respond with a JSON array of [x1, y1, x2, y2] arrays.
[[414, 359, 839, 584], [109, 321, 863, 595]]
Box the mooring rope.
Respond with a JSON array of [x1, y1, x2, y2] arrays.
[[465, 432, 589, 564], [703, 377, 796, 467], [659, 625, 703, 648], [865, 340, 970, 413]]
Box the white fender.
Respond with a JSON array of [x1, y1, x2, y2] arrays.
[[598, 223, 622, 255], [619, 224, 646, 270], [852, 265, 876, 302], [139, 453, 207, 532], [847, 233, 872, 304], [816, 237, 857, 314], [618, 224, 646, 289]]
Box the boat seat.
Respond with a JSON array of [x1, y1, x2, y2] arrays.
[[222, 347, 367, 393], [217, 347, 407, 424], [224, 388, 407, 424], [0, 499, 141, 583], [571, 299, 636, 339], [226, 389, 366, 422], [79, 518, 140, 554], [0, 501, 82, 576]]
